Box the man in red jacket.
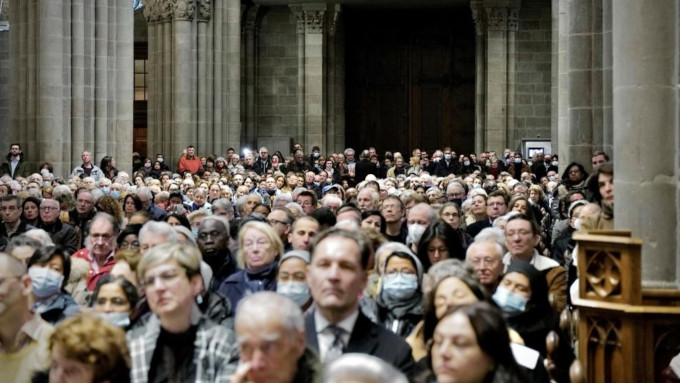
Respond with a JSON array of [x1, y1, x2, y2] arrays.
[[178, 145, 204, 175]]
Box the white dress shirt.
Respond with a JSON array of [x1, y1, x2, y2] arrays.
[[314, 309, 359, 361]]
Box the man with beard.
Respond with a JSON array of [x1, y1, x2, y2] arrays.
[[197, 216, 238, 289], [0, 143, 31, 179]]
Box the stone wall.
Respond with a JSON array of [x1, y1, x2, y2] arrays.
[[256, 6, 299, 155], [0, 30, 8, 147], [512, 0, 552, 150]]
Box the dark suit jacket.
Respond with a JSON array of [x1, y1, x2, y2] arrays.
[[304, 309, 415, 376], [466, 218, 492, 238]]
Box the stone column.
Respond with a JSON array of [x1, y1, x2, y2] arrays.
[[0, 1, 10, 146], [225, 0, 241, 152], [290, 5, 306, 148], [197, 0, 212, 155], [243, 5, 259, 149], [612, 0, 679, 288], [557, 0, 569, 171], [483, 5, 508, 154], [506, 7, 519, 150], [325, 5, 341, 153], [470, 1, 486, 154], [566, 0, 599, 168], [601, 0, 613, 157], [9, 0, 132, 175]]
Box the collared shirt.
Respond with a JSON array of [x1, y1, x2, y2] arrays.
[[314, 309, 359, 361], [0, 314, 51, 354], [502, 249, 560, 273], [87, 250, 115, 274], [9, 156, 19, 176], [4, 220, 21, 237]]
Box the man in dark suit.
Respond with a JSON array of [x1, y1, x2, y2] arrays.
[[466, 191, 508, 238], [354, 149, 378, 184], [305, 228, 414, 376]]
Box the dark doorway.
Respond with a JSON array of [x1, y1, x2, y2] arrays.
[[344, 8, 476, 157]]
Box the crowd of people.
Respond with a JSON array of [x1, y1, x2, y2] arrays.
[[0, 141, 617, 383]]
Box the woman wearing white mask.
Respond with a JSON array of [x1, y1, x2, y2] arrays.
[[276, 250, 313, 312], [375, 250, 423, 338], [27, 245, 80, 324], [91, 275, 139, 330]]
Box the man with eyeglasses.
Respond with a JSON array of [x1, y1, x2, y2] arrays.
[[72, 213, 119, 290], [37, 198, 77, 254], [128, 243, 238, 382], [467, 191, 507, 238], [253, 146, 272, 175], [0, 195, 35, 252], [503, 214, 566, 314], [67, 188, 97, 249], [268, 207, 294, 251], [381, 196, 407, 244], [0, 253, 54, 382]]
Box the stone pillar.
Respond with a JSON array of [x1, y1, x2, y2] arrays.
[[225, 0, 241, 152], [0, 1, 9, 146], [557, 0, 569, 171], [470, 1, 486, 154], [550, 0, 559, 156], [612, 0, 679, 288], [243, 5, 259, 149], [601, 0, 613, 158], [566, 0, 601, 168], [9, 0, 133, 175], [325, 5, 341, 153], [482, 0, 520, 154], [197, 0, 212, 155], [290, 5, 307, 149], [506, 7, 519, 150]]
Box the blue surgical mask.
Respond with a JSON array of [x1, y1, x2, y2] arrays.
[[101, 187, 110, 195], [29, 267, 64, 298], [492, 286, 528, 314], [514, 158, 522, 164], [96, 312, 131, 328], [381, 273, 419, 301], [111, 190, 121, 199], [191, 227, 199, 238], [444, 154, 451, 161], [464, 161, 470, 166], [277, 281, 311, 307]]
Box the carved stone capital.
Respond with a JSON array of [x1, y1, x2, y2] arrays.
[[485, 7, 507, 31], [470, 4, 486, 35], [197, 0, 211, 22], [0, 0, 9, 23], [173, 0, 195, 21], [507, 7, 520, 31], [289, 4, 326, 34], [243, 5, 260, 34]]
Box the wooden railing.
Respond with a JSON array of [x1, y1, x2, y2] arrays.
[[568, 231, 680, 382]]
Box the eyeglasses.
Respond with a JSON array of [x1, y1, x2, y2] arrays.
[[39, 207, 60, 212], [506, 230, 533, 239], [0, 206, 18, 211], [468, 257, 499, 267], [142, 270, 184, 289]]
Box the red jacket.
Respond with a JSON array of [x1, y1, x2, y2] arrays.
[[72, 248, 116, 291], [178, 155, 204, 175]]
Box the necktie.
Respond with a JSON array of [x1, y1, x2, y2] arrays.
[[325, 325, 345, 363]]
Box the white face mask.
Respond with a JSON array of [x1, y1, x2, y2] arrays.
[[573, 218, 582, 230], [406, 224, 427, 246]]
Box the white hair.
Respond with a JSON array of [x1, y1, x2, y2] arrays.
[[325, 354, 408, 383], [236, 291, 304, 334]]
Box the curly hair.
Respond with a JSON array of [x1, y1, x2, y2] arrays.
[[96, 195, 124, 228], [50, 314, 131, 383]]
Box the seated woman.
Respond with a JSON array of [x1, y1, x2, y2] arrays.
[[90, 275, 139, 330], [420, 302, 529, 383], [217, 221, 282, 312], [494, 261, 573, 382], [34, 314, 131, 383], [276, 249, 313, 312], [376, 248, 424, 338], [408, 259, 486, 362], [416, 221, 466, 272], [28, 245, 80, 325]]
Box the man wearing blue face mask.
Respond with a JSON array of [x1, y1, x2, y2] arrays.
[[508, 153, 531, 181], [375, 250, 423, 338], [276, 250, 313, 312]]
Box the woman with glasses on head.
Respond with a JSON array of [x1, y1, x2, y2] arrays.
[[217, 221, 283, 313]]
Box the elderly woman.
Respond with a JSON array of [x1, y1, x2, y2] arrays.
[[38, 314, 131, 383], [217, 221, 283, 312], [28, 245, 80, 324], [228, 154, 245, 175]]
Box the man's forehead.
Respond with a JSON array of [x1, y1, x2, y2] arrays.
[[200, 219, 225, 232]]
